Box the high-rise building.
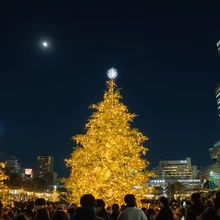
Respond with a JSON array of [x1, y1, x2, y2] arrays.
[[5, 156, 23, 174], [155, 158, 193, 182], [199, 140, 220, 188], [217, 40, 220, 56], [209, 140, 220, 164], [36, 154, 54, 179], [215, 82, 220, 117], [192, 165, 199, 179]]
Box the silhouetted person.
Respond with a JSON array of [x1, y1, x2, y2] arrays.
[[71, 194, 103, 220], [96, 199, 111, 220], [198, 192, 220, 220], [118, 194, 147, 220], [186, 193, 205, 218], [110, 204, 120, 220], [157, 196, 173, 220]]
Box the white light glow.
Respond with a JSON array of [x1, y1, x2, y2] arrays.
[[107, 68, 118, 79], [43, 42, 48, 47]]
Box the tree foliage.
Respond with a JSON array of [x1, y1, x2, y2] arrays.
[[64, 80, 154, 203], [0, 163, 8, 197]]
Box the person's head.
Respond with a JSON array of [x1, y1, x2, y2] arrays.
[[213, 194, 220, 217], [146, 208, 154, 218], [149, 213, 158, 220], [185, 212, 197, 220], [112, 203, 119, 213], [214, 191, 220, 201], [34, 208, 50, 220], [96, 199, 105, 213], [191, 193, 201, 204], [56, 204, 65, 212], [7, 210, 13, 218], [69, 203, 77, 209], [26, 203, 34, 213], [106, 206, 111, 213], [120, 204, 125, 211], [124, 194, 136, 207], [159, 196, 169, 208], [141, 207, 147, 213], [80, 194, 96, 208], [35, 198, 46, 210]]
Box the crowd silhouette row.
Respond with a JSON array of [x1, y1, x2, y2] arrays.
[[1, 192, 220, 220]]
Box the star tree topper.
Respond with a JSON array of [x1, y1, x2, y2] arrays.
[[107, 68, 118, 79]]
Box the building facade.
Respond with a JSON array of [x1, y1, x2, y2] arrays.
[[215, 82, 220, 117], [217, 40, 220, 56], [200, 141, 220, 187], [5, 156, 23, 174], [36, 154, 54, 184], [155, 158, 193, 182]]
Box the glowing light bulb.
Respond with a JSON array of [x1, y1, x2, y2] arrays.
[[107, 68, 118, 79]]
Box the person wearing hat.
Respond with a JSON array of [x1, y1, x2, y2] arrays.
[[34, 198, 50, 220], [35, 198, 46, 210], [51, 204, 69, 220]]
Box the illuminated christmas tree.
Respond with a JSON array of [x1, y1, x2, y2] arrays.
[[0, 163, 8, 200], [64, 68, 154, 204], [51, 186, 59, 202]]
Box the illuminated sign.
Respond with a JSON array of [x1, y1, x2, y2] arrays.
[[25, 169, 32, 175], [149, 179, 200, 183], [178, 179, 200, 183], [150, 180, 165, 183]]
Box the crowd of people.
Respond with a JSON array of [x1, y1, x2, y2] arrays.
[[1, 192, 220, 220]]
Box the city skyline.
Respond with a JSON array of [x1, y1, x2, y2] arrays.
[[0, 4, 220, 177]]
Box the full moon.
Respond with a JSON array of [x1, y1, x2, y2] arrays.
[[42, 42, 48, 47]]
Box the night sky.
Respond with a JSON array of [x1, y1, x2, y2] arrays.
[[0, 3, 220, 177]]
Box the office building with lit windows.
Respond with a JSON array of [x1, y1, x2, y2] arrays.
[[199, 141, 220, 187], [36, 154, 55, 184], [5, 156, 24, 175], [154, 158, 194, 183], [209, 140, 220, 164], [215, 82, 220, 117], [217, 40, 220, 56]]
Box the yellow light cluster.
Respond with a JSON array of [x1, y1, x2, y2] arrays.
[[64, 80, 154, 204], [0, 163, 9, 203], [0, 163, 8, 193]]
